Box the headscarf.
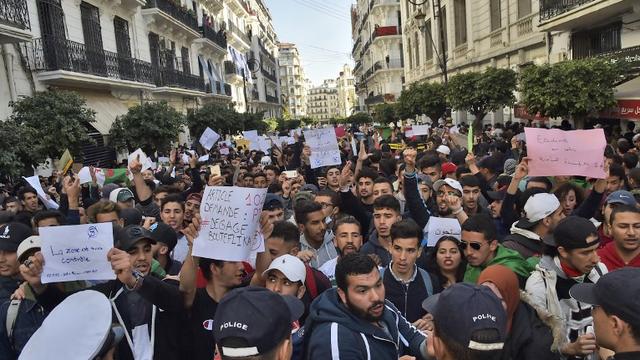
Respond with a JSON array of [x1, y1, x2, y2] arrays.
[[477, 265, 520, 332]]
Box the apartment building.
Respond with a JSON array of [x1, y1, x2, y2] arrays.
[[0, 0, 283, 149], [351, 0, 404, 113], [278, 42, 308, 118], [336, 63, 357, 117], [307, 79, 339, 122]]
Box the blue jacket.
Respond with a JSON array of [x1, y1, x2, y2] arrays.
[[0, 298, 48, 359], [304, 288, 427, 359]]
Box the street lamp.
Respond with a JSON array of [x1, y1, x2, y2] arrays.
[[408, 0, 450, 119]]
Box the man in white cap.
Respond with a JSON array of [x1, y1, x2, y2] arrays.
[[436, 145, 450, 163], [263, 254, 306, 300], [503, 193, 565, 258]]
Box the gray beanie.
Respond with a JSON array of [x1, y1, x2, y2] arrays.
[[503, 159, 517, 176]]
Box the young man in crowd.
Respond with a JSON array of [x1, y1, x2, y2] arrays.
[[318, 216, 362, 286], [263, 254, 306, 300], [0, 223, 32, 304], [383, 219, 434, 330], [461, 214, 534, 285], [183, 193, 201, 228], [526, 216, 608, 359], [598, 204, 640, 269], [422, 282, 507, 360], [459, 175, 486, 216], [160, 194, 188, 262], [314, 189, 340, 229], [150, 222, 181, 276], [263, 194, 286, 224], [503, 192, 565, 258], [294, 201, 337, 269], [21, 225, 186, 360], [2, 197, 21, 215], [305, 252, 428, 359], [570, 267, 640, 360], [361, 195, 402, 267], [180, 220, 246, 360]]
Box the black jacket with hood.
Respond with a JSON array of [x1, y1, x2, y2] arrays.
[[304, 288, 427, 360]]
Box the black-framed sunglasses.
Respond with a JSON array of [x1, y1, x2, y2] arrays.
[[460, 241, 484, 251]]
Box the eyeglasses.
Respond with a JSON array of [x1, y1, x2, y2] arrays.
[[460, 241, 484, 251], [319, 202, 333, 209]]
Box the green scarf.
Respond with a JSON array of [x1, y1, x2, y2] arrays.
[[464, 245, 537, 284]]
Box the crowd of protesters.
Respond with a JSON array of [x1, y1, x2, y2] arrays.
[[0, 118, 639, 360]]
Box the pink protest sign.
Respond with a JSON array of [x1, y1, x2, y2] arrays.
[[524, 128, 607, 179]]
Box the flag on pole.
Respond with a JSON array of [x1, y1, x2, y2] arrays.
[[57, 149, 73, 174]]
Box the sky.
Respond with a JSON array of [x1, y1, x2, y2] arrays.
[[265, 0, 354, 87]]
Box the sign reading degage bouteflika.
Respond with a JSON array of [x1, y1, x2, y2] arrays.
[[192, 186, 267, 261]]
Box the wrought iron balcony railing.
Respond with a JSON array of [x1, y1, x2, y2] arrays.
[[261, 68, 277, 83], [265, 94, 279, 103], [144, 0, 199, 33], [201, 24, 227, 49], [539, 0, 596, 21], [0, 0, 30, 30], [227, 20, 251, 44]]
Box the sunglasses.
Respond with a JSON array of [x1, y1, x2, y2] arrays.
[[460, 241, 484, 251]]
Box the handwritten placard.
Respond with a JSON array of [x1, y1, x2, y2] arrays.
[[199, 127, 220, 150], [40, 223, 115, 284], [411, 125, 430, 136], [192, 186, 267, 261], [525, 128, 607, 179], [425, 217, 461, 247], [304, 127, 342, 169]]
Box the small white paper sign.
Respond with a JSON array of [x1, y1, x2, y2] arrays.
[[193, 186, 267, 261], [220, 148, 230, 155], [198, 154, 210, 162], [78, 167, 92, 185], [40, 223, 116, 284], [199, 127, 220, 150], [424, 217, 461, 247], [304, 127, 342, 169], [23, 176, 58, 209], [411, 125, 430, 136], [128, 149, 148, 169], [350, 137, 357, 155]]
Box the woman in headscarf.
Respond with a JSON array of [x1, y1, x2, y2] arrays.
[[478, 265, 560, 360]]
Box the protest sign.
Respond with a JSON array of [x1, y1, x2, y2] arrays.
[[304, 127, 341, 169], [199, 127, 220, 150], [198, 154, 210, 163], [128, 149, 148, 169], [192, 186, 267, 261], [219, 147, 230, 155], [78, 167, 92, 185], [236, 139, 251, 150], [411, 125, 430, 136], [524, 128, 607, 178], [424, 217, 461, 247], [23, 176, 58, 209], [335, 126, 346, 138], [40, 223, 115, 284]]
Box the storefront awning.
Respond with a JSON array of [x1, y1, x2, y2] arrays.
[[81, 93, 131, 135], [600, 76, 640, 120]]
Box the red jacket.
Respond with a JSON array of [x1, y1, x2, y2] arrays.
[[598, 242, 640, 270]]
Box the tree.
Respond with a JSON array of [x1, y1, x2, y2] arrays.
[[447, 67, 517, 131], [187, 103, 240, 138], [0, 121, 32, 178], [241, 111, 268, 133], [397, 81, 446, 121], [110, 101, 185, 154], [347, 112, 373, 125], [519, 58, 624, 122], [8, 90, 96, 164], [373, 103, 398, 124]]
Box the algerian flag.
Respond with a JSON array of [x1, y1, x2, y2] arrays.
[[94, 168, 130, 186]]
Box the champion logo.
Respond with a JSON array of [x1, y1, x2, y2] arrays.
[[202, 319, 214, 331], [0, 226, 9, 239]]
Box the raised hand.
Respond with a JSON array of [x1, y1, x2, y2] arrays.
[[403, 148, 417, 174]]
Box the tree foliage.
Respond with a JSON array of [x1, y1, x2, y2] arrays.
[[186, 103, 239, 137], [242, 111, 268, 133], [373, 103, 398, 125], [447, 68, 517, 130], [0, 121, 32, 178], [397, 81, 446, 121], [110, 101, 185, 154], [347, 112, 373, 125], [8, 90, 96, 165], [519, 58, 624, 120]]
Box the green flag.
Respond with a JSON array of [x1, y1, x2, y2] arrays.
[[98, 168, 129, 186]]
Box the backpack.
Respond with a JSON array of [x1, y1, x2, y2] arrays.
[[5, 299, 21, 351], [380, 267, 434, 297]]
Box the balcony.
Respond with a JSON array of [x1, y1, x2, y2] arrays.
[[194, 24, 227, 54], [224, 60, 243, 83], [201, 0, 223, 13], [371, 0, 400, 13], [205, 80, 232, 101], [261, 68, 278, 83], [27, 37, 155, 90], [226, 0, 252, 17], [142, 0, 200, 40], [0, 0, 31, 43], [265, 94, 279, 104], [373, 25, 400, 40], [155, 67, 205, 93], [258, 39, 275, 64], [364, 94, 384, 105], [538, 0, 635, 31], [226, 20, 251, 49]]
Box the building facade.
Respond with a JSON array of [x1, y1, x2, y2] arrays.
[[278, 42, 308, 118], [307, 79, 339, 122], [351, 0, 404, 113], [336, 63, 357, 117], [0, 0, 282, 154]]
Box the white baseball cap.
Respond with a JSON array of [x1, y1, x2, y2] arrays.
[[433, 178, 463, 196], [517, 193, 560, 229], [436, 145, 450, 156], [263, 254, 306, 284], [17, 235, 41, 263]]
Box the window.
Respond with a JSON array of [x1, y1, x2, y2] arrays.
[[490, 0, 501, 31], [454, 0, 467, 46], [414, 32, 420, 67], [518, 0, 531, 18], [36, 0, 66, 69], [425, 19, 433, 60], [80, 2, 105, 74], [572, 22, 621, 59], [114, 17, 131, 58]]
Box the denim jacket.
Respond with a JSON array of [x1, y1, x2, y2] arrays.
[[0, 286, 48, 360]]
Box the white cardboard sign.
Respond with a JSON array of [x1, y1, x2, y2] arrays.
[[304, 127, 341, 169], [424, 217, 461, 247]]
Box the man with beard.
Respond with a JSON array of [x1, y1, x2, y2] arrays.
[[183, 193, 201, 228], [21, 225, 185, 360], [598, 204, 640, 270], [149, 222, 181, 275], [319, 216, 362, 286], [305, 253, 428, 359], [295, 201, 337, 269]]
